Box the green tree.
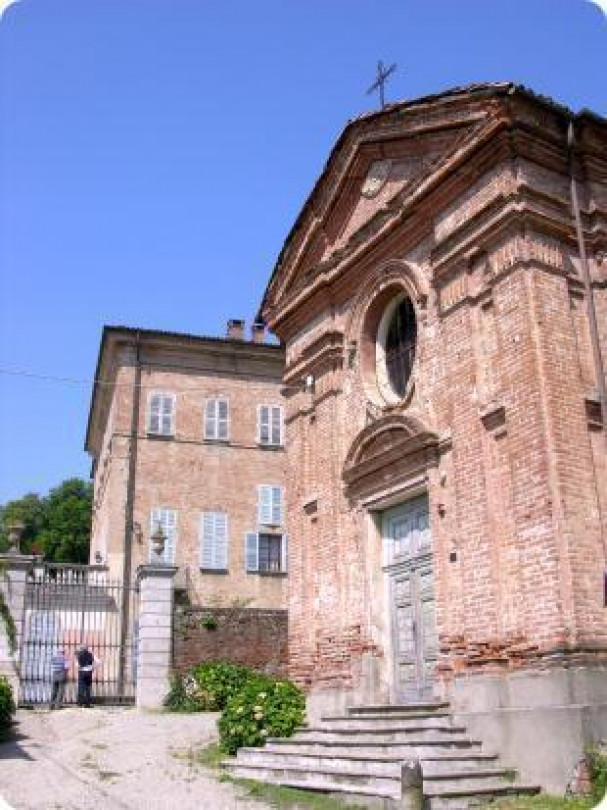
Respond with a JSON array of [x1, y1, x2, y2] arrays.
[[0, 478, 92, 563], [38, 479, 93, 564], [0, 493, 47, 554]]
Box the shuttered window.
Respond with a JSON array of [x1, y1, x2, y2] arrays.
[[258, 485, 283, 526], [245, 532, 287, 573], [147, 393, 175, 436], [204, 398, 229, 441], [258, 405, 283, 446], [199, 512, 228, 570], [149, 509, 177, 564]]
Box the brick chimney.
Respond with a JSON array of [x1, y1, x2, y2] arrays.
[[251, 321, 265, 344], [227, 319, 245, 340]]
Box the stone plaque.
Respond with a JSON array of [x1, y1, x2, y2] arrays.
[[361, 160, 391, 198]]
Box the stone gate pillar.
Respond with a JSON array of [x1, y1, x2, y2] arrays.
[[0, 554, 35, 697], [136, 563, 177, 709]]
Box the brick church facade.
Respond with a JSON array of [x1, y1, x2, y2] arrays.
[[260, 83, 606, 788]]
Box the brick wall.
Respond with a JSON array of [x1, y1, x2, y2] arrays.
[[172, 606, 288, 677]]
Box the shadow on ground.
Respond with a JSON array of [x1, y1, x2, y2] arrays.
[[0, 722, 35, 761]]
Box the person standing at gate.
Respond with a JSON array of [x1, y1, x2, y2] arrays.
[[49, 648, 69, 709], [76, 645, 98, 707]]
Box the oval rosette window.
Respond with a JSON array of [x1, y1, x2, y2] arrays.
[[359, 281, 419, 407], [376, 293, 417, 403]]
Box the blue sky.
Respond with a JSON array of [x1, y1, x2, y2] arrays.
[[0, 0, 605, 503]]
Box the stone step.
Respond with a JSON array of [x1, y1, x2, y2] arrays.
[[266, 738, 484, 756], [348, 702, 450, 716], [420, 754, 500, 776], [426, 783, 540, 810], [235, 748, 409, 778], [295, 725, 470, 744], [223, 760, 403, 800], [320, 713, 453, 730], [235, 748, 504, 782], [227, 701, 541, 810], [423, 770, 521, 794]]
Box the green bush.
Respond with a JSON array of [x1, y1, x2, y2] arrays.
[[164, 660, 254, 712], [163, 673, 201, 713], [588, 747, 607, 804], [218, 674, 305, 754], [0, 675, 15, 729]]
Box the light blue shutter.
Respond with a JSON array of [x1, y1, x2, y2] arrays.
[[245, 533, 259, 572], [258, 406, 270, 444], [150, 510, 160, 560], [271, 407, 282, 445], [200, 513, 228, 569], [164, 509, 177, 562], [218, 399, 229, 440], [161, 395, 174, 435], [271, 487, 283, 525], [205, 400, 217, 439], [258, 485, 272, 524], [281, 534, 288, 573], [200, 513, 215, 568], [149, 395, 161, 433], [215, 513, 228, 568]]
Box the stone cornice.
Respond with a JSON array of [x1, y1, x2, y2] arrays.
[[283, 330, 344, 385]]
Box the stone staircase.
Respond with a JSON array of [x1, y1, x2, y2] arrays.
[[223, 701, 541, 808]]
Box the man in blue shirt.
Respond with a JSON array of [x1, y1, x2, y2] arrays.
[[50, 649, 69, 709]]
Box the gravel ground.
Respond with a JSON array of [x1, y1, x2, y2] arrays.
[[0, 708, 268, 810]]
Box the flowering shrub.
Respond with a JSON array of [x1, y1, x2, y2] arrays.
[[587, 747, 607, 804], [218, 674, 305, 754], [0, 675, 15, 730], [164, 661, 253, 712]]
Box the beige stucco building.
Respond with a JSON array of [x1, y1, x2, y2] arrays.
[[85, 322, 287, 609]]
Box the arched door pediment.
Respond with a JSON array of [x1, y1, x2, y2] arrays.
[[343, 414, 439, 502]]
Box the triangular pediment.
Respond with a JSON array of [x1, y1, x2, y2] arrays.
[[261, 84, 514, 324], [261, 83, 528, 323]]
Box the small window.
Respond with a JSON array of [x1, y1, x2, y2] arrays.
[[258, 405, 283, 446], [147, 393, 175, 436], [205, 398, 229, 441], [258, 485, 283, 526], [199, 512, 228, 570], [245, 532, 287, 573], [149, 509, 177, 564]]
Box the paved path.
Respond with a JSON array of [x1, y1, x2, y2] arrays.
[[0, 708, 267, 810]]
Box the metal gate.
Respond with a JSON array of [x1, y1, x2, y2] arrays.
[[19, 563, 138, 706]]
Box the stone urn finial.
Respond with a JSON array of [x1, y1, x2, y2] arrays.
[[6, 521, 25, 554], [151, 522, 166, 563]]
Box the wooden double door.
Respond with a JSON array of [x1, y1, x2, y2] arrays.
[[383, 496, 438, 701]]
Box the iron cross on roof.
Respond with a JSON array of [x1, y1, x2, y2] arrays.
[[366, 60, 397, 110]]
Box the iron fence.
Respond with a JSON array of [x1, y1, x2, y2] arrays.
[[19, 563, 138, 706]]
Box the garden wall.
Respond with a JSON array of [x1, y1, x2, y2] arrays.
[[172, 606, 288, 677]]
